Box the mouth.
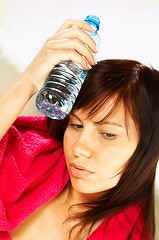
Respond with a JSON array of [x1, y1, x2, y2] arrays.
[[69, 163, 94, 178]]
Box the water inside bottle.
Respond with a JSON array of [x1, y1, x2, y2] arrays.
[[36, 61, 88, 119]]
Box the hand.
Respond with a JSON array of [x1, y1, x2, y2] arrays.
[[21, 18, 98, 95]]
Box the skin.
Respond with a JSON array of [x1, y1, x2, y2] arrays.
[[64, 98, 140, 203]]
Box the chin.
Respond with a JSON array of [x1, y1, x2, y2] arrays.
[[70, 176, 120, 197], [70, 178, 97, 194]]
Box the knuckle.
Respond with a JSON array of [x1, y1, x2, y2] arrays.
[[44, 37, 52, 49], [70, 50, 78, 59], [45, 36, 52, 43], [44, 38, 58, 53], [64, 18, 74, 25], [71, 25, 80, 33], [71, 50, 77, 57], [73, 38, 81, 46]]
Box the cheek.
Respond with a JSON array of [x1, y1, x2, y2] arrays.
[[97, 145, 136, 179], [98, 146, 137, 189], [63, 130, 73, 160], [63, 132, 69, 156]]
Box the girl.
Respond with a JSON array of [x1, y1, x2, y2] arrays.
[[0, 18, 158, 240]]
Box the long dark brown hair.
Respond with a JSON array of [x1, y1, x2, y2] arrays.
[[47, 59, 159, 239]]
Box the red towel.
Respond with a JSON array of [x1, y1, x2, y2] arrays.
[[0, 116, 69, 231]]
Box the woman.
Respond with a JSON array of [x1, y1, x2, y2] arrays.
[[0, 19, 158, 240]]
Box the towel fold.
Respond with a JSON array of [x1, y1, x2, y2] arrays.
[[0, 116, 69, 231]]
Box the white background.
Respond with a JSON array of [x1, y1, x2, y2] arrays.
[[0, 0, 159, 69]]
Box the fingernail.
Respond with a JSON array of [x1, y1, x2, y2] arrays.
[[90, 25, 97, 32], [95, 45, 99, 52], [87, 63, 92, 69], [94, 59, 97, 65]]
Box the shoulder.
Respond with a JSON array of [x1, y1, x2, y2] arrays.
[[108, 204, 144, 238], [0, 115, 69, 232], [90, 204, 146, 240]]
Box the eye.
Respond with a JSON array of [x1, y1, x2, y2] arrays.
[[100, 131, 117, 140], [68, 123, 83, 130], [68, 114, 83, 130]]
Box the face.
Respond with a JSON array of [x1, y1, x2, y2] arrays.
[[63, 98, 140, 198]]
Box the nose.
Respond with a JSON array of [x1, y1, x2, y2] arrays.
[[72, 131, 92, 158]]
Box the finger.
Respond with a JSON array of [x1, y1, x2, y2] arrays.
[[55, 18, 95, 34], [51, 26, 98, 54], [45, 38, 96, 66], [47, 49, 93, 70]]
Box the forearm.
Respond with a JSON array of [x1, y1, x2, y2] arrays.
[[0, 74, 35, 139]]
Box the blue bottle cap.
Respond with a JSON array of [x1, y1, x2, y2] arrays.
[[85, 15, 100, 31]]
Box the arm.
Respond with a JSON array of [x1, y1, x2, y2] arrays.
[[0, 19, 97, 139]]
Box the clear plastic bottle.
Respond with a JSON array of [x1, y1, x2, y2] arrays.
[[36, 15, 100, 119]]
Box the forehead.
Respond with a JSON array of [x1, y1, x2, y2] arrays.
[[73, 96, 127, 124], [72, 94, 140, 143], [72, 99, 140, 142]]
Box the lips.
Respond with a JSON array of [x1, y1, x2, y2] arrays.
[[69, 162, 94, 178]]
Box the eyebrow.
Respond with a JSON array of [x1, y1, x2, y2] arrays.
[[70, 112, 124, 129], [95, 120, 124, 129]]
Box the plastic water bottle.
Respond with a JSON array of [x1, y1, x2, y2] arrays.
[[36, 15, 100, 119]]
